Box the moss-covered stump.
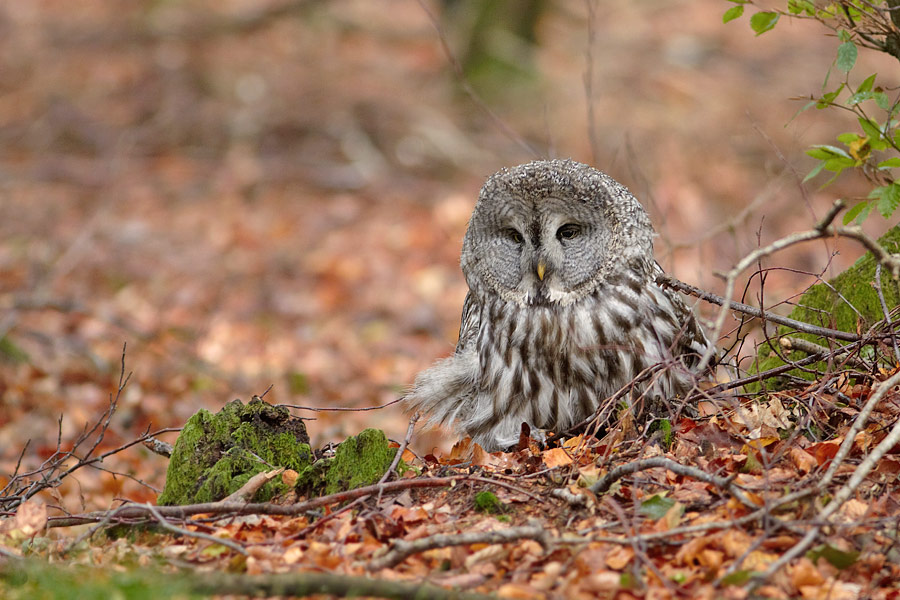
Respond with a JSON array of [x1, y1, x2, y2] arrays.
[[158, 398, 311, 505], [752, 224, 900, 390], [296, 428, 397, 497]]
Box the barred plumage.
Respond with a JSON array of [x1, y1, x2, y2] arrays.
[[406, 160, 711, 451]]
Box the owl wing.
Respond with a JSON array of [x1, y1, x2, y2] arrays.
[[455, 290, 481, 354], [652, 262, 713, 365]]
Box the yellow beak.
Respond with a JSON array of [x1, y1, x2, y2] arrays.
[[536, 261, 546, 281]]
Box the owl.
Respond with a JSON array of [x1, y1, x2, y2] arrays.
[[406, 159, 711, 451]]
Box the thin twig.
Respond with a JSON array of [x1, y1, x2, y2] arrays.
[[590, 456, 757, 509], [699, 200, 900, 371], [874, 262, 900, 363], [820, 369, 900, 488], [755, 369, 900, 585], [368, 524, 549, 570], [279, 397, 403, 412], [779, 336, 869, 370], [378, 412, 418, 489], [656, 274, 859, 342], [143, 503, 248, 556]]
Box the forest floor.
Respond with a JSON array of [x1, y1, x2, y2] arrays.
[[1, 1, 899, 598]]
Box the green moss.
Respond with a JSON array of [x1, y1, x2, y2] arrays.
[[0, 335, 29, 364], [323, 428, 396, 496], [750, 224, 900, 391], [0, 562, 199, 600], [474, 491, 505, 514], [158, 398, 311, 505]]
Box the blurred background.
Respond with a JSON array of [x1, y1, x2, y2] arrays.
[[0, 0, 895, 508]]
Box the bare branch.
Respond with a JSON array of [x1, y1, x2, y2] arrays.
[[369, 524, 549, 571], [143, 503, 248, 556], [698, 200, 900, 371], [656, 274, 860, 342]]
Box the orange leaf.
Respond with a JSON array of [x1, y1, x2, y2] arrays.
[[542, 447, 573, 468], [605, 546, 634, 570], [807, 438, 843, 466], [790, 447, 818, 474]]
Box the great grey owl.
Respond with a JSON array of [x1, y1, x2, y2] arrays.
[[406, 159, 711, 451]]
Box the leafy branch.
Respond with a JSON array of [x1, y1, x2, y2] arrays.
[[724, 0, 900, 222]]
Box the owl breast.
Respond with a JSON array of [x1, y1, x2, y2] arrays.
[[461, 268, 705, 450]]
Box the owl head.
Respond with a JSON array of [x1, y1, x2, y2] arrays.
[[460, 159, 654, 307]]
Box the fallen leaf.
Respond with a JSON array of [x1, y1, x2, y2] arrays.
[[790, 447, 818, 474], [791, 557, 825, 588], [12, 499, 47, 537], [542, 447, 573, 468], [605, 546, 634, 570]]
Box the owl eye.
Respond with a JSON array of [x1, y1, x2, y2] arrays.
[[505, 228, 524, 244], [556, 224, 581, 241]]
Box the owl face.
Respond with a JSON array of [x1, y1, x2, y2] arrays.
[[460, 160, 653, 307]]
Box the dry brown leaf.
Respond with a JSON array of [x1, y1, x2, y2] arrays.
[[581, 571, 622, 593], [807, 438, 843, 466], [12, 498, 47, 537], [799, 580, 862, 600], [791, 558, 825, 588], [720, 529, 752, 558], [671, 480, 713, 505], [530, 561, 563, 591], [283, 544, 304, 565], [542, 447, 573, 468], [392, 505, 429, 524], [497, 582, 544, 599], [605, 545, 634, 570], [790, 447, 818, 474], [838, 498, 869, 521]]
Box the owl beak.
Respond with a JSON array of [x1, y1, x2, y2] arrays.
[[536, 260, 547, 281]]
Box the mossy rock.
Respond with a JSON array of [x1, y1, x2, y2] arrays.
[[158, 398, 311, 505], [751, 224, 900, 391], [295, 428, 398, 497]]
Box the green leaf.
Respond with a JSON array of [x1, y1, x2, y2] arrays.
[[817, 83, 845, 108], [870, 183, 900, 218], [749, 11, 779, 35], [858, 117, 882, 140], [836, 132, 860, 144], [788, 0, 816, 15], [836, 42, 857, 72], [720, 570, 756, 586], [0, 335, 30, 364], [823, 157, 855, 171], [876, 157, 900, 168], [807, 544, 860, 569], [838, 30, 852, 43], [857, 73, 877, 93], [803, 161, 827, 183], [842, 200, 870, 224], [639, 495, 677, 520], [874, 91, 891, 110], [847, 91, 873, 105], [723, 5, 744, 23], [806, 145, 851, 160]]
